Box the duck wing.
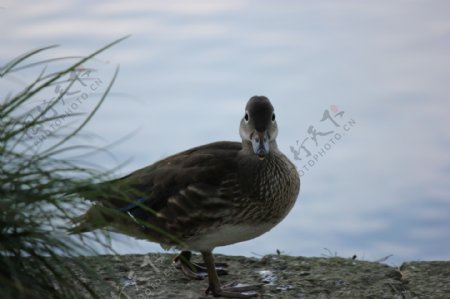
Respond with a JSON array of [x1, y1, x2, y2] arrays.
[[69, 141, 242, 244]]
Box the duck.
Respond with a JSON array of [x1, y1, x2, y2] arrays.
[[70, 96, 300, 298]]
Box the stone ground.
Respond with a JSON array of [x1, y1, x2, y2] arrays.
[[74, 253, 450, 299]]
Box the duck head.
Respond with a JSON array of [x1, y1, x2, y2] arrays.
[[240, 96, 278, 160]]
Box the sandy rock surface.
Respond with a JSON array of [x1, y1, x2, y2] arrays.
[[74, 254, 450, 299]]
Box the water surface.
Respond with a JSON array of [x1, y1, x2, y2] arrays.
[[1, 0, 450, 265]]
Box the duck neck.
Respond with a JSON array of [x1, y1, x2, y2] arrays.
[[241, 139, 279, 156]]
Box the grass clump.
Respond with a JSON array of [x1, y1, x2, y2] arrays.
[[0, 37, 127, 299]]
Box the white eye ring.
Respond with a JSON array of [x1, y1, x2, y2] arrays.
[[244, 111, 249, 123], [272, 113, 276, 123]]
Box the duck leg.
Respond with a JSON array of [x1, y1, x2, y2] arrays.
[[201, 251, 261, 298], [174, 251, 228, 280]]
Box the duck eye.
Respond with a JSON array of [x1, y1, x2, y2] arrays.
[[272, 113, 276, 122], [244, 112, 249, 122]]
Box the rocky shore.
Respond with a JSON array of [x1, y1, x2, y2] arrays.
[[75, 253, 450, 299]]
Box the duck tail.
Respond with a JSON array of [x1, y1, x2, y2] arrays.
[[67, 204, 111, 234]]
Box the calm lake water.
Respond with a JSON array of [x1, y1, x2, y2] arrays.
[[1, 0, 450, 265]]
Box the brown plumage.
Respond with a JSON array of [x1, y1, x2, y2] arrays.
[[71, 96, 300, 298]]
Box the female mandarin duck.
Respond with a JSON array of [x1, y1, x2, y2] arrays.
[[71, 96, 300, 298]]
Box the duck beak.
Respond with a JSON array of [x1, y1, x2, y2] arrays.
[[251, 131, 269, 160]]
